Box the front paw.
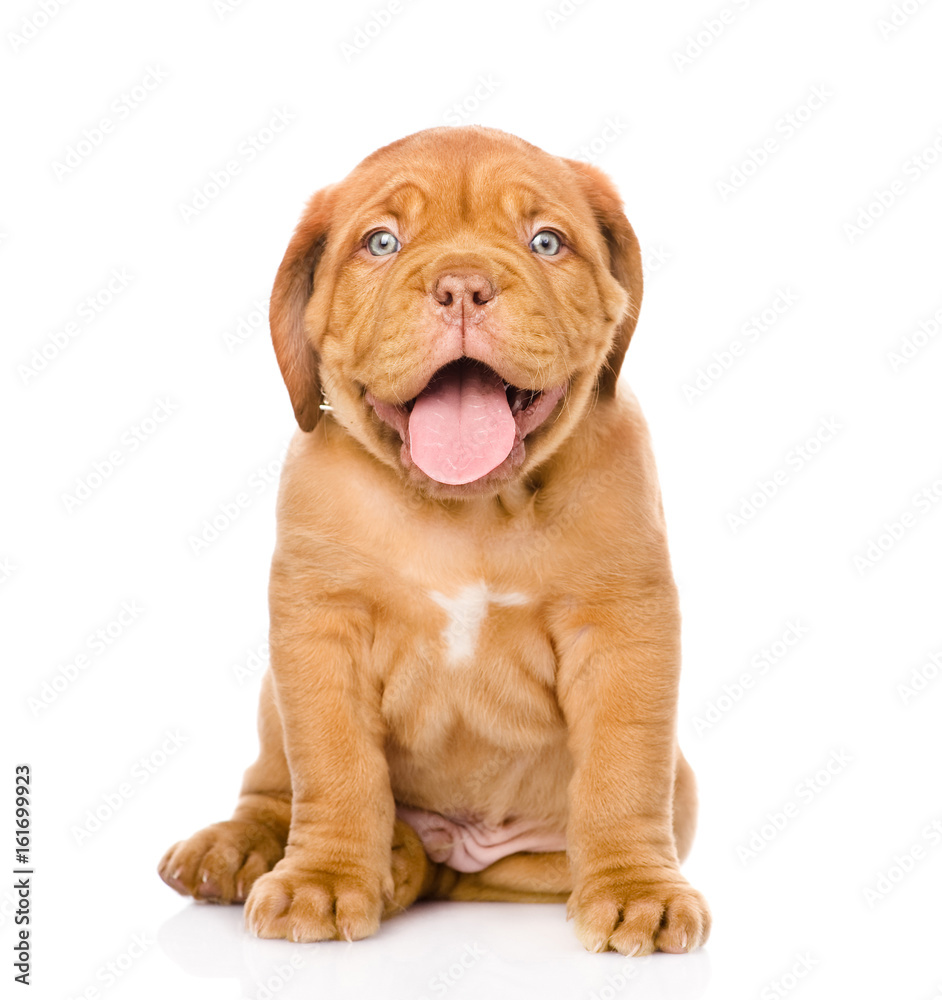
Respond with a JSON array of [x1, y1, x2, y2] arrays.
[[244, 861, 385, 942], [568, 871, 710, 956]]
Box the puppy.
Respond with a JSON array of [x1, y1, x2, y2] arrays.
[[159, 126, 710, 955]]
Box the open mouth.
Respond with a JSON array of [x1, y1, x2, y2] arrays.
[[365, 358, 568, 487]]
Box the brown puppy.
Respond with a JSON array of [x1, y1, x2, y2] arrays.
[[159, 126, 710, 956]]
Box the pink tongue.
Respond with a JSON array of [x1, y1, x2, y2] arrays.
[[409, 365, 516, 485]]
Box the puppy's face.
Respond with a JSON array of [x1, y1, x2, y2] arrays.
[[271, 127, 642, 498]]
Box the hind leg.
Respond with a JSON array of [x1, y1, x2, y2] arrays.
[[429, 747, 699, 904], [158, 671, 291, 903], [158, 672, 437, 914], [382, 818, 440, 916], [430, 850, 572, 903], [672, 748, 699, 864]]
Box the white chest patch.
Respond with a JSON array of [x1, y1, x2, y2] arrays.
[[428, 583, 529, 665]]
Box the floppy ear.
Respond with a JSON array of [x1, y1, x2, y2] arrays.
[[270, 185, 337, 431], [563, 159, 643, 397]]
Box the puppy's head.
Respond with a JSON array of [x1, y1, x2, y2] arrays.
[[271, 126, 642, 498]]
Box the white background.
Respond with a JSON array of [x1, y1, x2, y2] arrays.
[[4, 0, 942, 998]]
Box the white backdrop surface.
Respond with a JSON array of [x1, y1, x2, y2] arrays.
[[3, 1, 941, 998]]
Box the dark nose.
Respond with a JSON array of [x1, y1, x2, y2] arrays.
[[432, 272, 497, 316]]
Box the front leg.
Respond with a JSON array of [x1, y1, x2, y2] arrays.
[[555, 583, 711, 956], [244, 581, 394, 942]]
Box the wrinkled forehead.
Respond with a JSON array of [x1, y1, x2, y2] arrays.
[[329, 137, 596, 246]]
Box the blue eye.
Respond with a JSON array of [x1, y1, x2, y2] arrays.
[[367, 231, 401, 256], [529, 230, 561, 256]]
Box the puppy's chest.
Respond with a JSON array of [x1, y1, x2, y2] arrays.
[[374, 575, 562, 749]]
